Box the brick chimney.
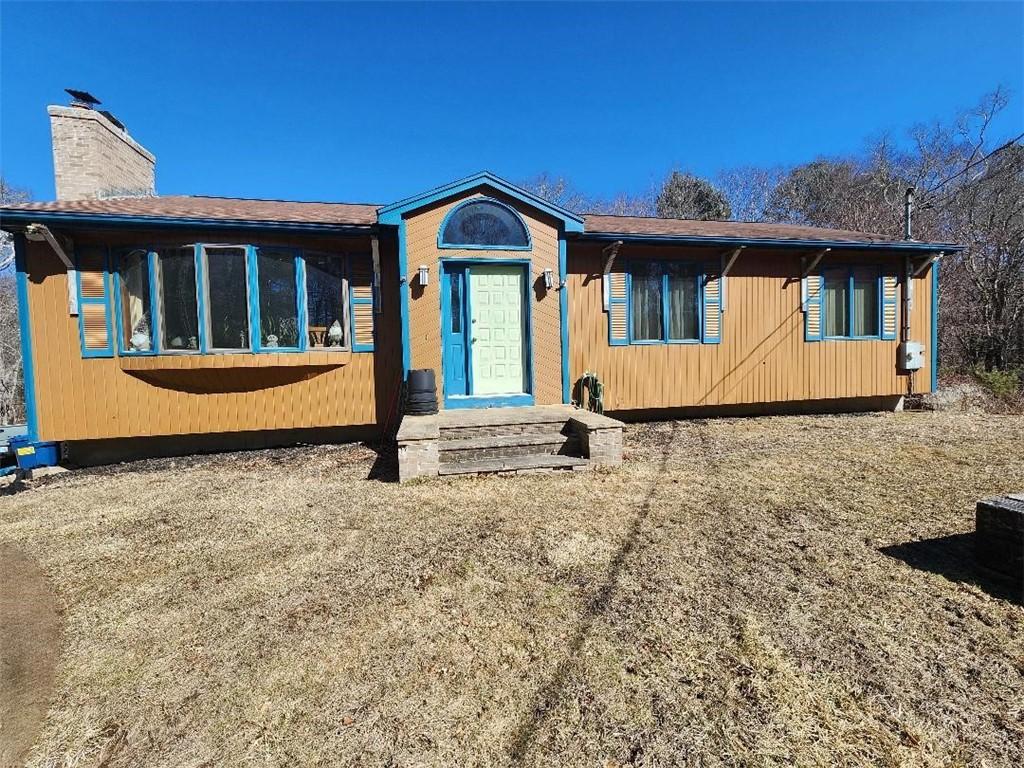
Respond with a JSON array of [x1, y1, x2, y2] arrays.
[[48, 93, 155, 201]]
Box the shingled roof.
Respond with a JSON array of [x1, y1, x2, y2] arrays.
[[0, 195, 379, 227], [582, 214, 900, 245], [1, 194, 960, 249]]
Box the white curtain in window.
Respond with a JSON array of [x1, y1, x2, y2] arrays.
[[631, 266, 663, 341], [823, 272, 849, 337], [667, 266, 698, 340], [852, 270, 879, 336]]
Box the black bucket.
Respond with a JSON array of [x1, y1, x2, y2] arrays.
[[406, 369, 439, 415]]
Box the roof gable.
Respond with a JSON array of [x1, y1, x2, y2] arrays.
[[376, 171, 585, 232]]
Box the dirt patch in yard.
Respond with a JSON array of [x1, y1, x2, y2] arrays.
[[0, 413, 1022, 767], [0, 544, 62, 768]]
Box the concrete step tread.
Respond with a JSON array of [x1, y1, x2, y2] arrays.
[[439, 405, 576, 429], [439, 454, 589, 476], [439, 433, 571, 450]]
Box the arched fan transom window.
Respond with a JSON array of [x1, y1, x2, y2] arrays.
[[439, 199, 531, 249]]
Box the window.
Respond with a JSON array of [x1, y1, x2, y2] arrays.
[[304, 253, 347, 349], [256, 248, 299, 348], [157, 247, 199, 351], [77, 243, 376, 359], [116, 248, 154, 352], [631, 262, 663, 341], [666, 263, 700, 341], [852, 268, 880, 337], [823, 266, 880, 339], [203, 246, 250, 350], [440, 199, 530, 248], [626, 261, 703, 344]]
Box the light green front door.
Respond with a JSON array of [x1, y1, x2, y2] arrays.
[[470, 265, 526, 395]]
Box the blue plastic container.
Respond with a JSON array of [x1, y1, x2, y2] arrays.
[[9, 437, 61, 470]]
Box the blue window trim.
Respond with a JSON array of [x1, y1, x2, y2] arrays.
[[112, 248, 161, 356], [931, 260, 939, 392], [622, 260, 705, 345], [75, 246, 115, 358], [437, 196, 533, 251], [199, 244, 253, 353], [250, 246, 304, 353], [13, 234, 39, 441], [820, 265, 883, 341], [193, 243, 209, 353], [558, 233, 570, 403], [439, 257, 535, 410], [72, 242, 365, 360]]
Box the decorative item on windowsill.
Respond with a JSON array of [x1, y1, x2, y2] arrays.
[[130, 318, 151, 352], [327, 319, 344, 347], [265, 334, 279, 348]]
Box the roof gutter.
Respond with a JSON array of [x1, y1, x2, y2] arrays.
[[576, 231, 964, 253], [0, 209, 375, 236]]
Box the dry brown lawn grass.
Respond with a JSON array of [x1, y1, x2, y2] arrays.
[[1, 411, 1022, 767]]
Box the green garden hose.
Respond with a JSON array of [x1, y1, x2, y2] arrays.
[[579, 371, 605, 414]]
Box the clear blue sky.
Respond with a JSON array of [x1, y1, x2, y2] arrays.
[[2, 1, 1022, 204]]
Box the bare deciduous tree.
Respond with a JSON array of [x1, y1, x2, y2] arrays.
[[0, 177, 30, 424], [716, 90, 1023, 375], [520, 174, 655, 216], [655, 171, 731, 220]]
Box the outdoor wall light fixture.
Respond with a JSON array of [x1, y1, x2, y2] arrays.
[[418, 265, 429, 286], [543, 268, 554, 290]]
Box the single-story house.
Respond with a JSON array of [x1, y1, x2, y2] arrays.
[[0, 98, 961, 478]]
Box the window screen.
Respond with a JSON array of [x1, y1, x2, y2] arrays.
[[204, 246, 249, 350], [256, 248, 299, 348]]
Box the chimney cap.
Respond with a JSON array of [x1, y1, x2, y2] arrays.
[[65, 88, 101, 107]]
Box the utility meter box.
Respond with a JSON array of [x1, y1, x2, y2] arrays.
[[898, 341, 925, 371]]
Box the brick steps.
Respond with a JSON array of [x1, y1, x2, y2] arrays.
[[439, 433, 579, 462], [438, 454, 589, 476], [396, 405, 625, 482]]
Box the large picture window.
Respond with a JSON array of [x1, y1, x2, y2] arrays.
[[256, 248, 299, 349], [823, 266, 881, 339], [627, 261, 702, 344], [203, 246, 250, 350], [77, 243, 374, 359], [116, 248, 154, 353]]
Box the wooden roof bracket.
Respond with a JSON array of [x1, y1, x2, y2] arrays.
[[602, 240, 624, 275], [25, 223, 78, 315], [800, 247, 831, 278], [370, 235, 382, 314], [912, 250, 942, 277], [721, 246, 745, 277], [601, 240, 624, 311]]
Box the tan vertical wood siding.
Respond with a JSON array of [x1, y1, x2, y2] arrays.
[[25, 229, 402, 442], [404, 188, 563, 406], [568, 244, 933, 411]]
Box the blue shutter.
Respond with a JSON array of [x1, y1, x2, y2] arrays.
[[702, 267, 722, 344], [76, 247, 114, 358], [803, 273, 823, 342], [881, 272, 899, 340], [349, 255, 375, 352], [607, 270, 629, 346]]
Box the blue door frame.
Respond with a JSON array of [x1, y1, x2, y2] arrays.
[[440, 259, 534, 409]]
